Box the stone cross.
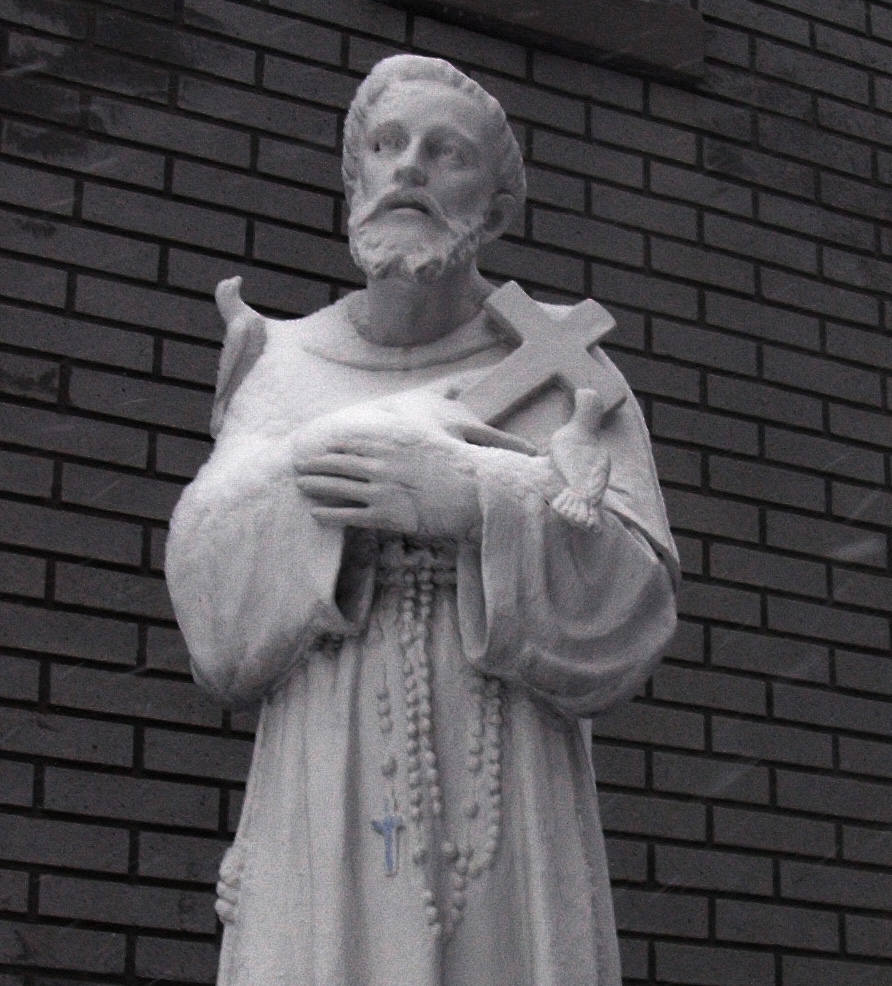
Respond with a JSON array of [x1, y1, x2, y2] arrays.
[[371, 798, 405, 876], [460, 281, 626, 426]]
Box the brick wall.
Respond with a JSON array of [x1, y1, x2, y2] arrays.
[[1, 0, 890, 983]]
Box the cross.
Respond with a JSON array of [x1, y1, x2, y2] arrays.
[[459, 281, 626, 426], [371, 797, 405, 876]]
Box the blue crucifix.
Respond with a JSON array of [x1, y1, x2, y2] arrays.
[[371, 797, 405, 876]]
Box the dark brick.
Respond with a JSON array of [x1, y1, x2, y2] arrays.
[[0, 601, 137, 663], [663, 488, 760, 541], [253, 223, 361, 284], [655, 942, 775, 986], [704, 22, 752, 67], [139, 831, 228, 883], [54, 565, 175, 620], [532, 51, 642, 110], [843, 824, 892, 867], [617, 938, 647, 980], [91, 96, 251, 168], [767, 511, 886, 567], [652, 443, 702, 486], [532, 131, 643, 188], [705, 292, 820, 348], [708, 64, 813, 119], [666, 620, 706, 664], [482, 239, 585, 294], [712, 628, 829, 683], [759, 113, 872, 178], [168, 248, 331, 317], [652, 239, 754, 293], [765, 426, 885, 484], [714, 715, 832, 768], [410, 17, 522, 75], [0, 445, 52, 496], [775, 682, 892, 736], [0, 159, 74, 216], [180, 74, 337, 147], [819, 97, 892, 146], [604, 838, 647, 882], [40, 875, 215, 933], [840, 736, 892, 780], [0, 403, 148, 467], [69, 368, 213, 433], [590, 742, 645, 789], [654, 405, 759, 456], [592, 701, 704, 750], [820, 172, 892, 222], [0, 761, 33, 807], [0, 208, 159, 281], [714, 804, 835, 857], [257, 136, 342, 192], [590, 180, 699, 239], [63, 464, 183, 521], [705, 213, 817, 272], [0, 500, 142, 565], [652, 84, 752, 141], [476, 71, 585, 135], [0, 77, 80, 126], [270, 0, 405, 40], [711, 542, 826, 597], [756, 39, 869, 101], [0, 653, 39, 700], [0, 255, 67, 307], [825, 247, 892, 295], [44, 766, 219, 829], [0, 0, 89, 37], [0, 546, 46, 598], [0, 870, 27, 913], [156, 434, 211, 480], [654, 321, 757, 375], [758, 191, 875, 250], [184, 0, 341, 63], [783, 860, 892, 911], [0, 706, 132, 766], [769, 597, 889, 649], [162, 340, 217, 387], [836, 651, 892, 698], [815, 21, 892, 70], [613, 888, 708, 937], [0, 921, 125, 973], [82, 182, 246, 254], [653, 750, 769, 803], [763, 269, 878, 325], [656, 844, 773, 895], [524, 166, 585, 212], [705, 139, 815, 198], [6, 33, 170, 103], [0, 301, 153, 371], [51, 665, 220, 727], [710, 457, 825, 510], [717, 899, 838, 951], [676, 535, 704, 575], [679, 581, 761, 626], [701, 0, 811, 43], [3, 120, 165, 189], [0, 813, 128, 871], [96, 8, 254, 82], [346, 36, 407, 75], [151, 526, 167, 572], [827, 323, 892, 372], [832, 483, 892, 527], [650, 162, 752, 217], [846, 915, 892, 959], [833, 568, 892, 613], [144, 728, 251, 781], [656, 665, 765, 714], [135, 934, 219, 983], [608, 352, 700, 403], [98, 0, 177, 13], [531, 208, 643, 266], [0, 352, 58, 403], [764, 346, 882, 406], [173, 160, 333, 231]]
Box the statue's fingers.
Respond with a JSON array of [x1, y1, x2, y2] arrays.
[[460, 422, 538, 456], [296, 453, 378, 480], [215, 899, 237, 924], [310, 506, 373, 527], [296, 475, 373, 504], [216, 881, 239, 904]]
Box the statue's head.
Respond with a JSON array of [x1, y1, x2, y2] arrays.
[[343, 55, 526, 283]]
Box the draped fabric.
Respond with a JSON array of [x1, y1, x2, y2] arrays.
[[166, 293, 678, 986]]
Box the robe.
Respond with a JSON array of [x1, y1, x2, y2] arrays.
[[165, 290, 679, 986]]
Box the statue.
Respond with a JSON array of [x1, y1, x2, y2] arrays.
[[166, 54, 679, 986]]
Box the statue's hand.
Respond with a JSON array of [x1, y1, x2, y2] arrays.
[[294, 394, 534, 541]]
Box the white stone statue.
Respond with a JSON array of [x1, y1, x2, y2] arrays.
[[166, 54, 679, 986]]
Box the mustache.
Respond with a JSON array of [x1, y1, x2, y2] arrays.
[[350, 188, 451, 229]]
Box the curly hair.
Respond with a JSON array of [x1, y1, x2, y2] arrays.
[[342, 54, 526, 223]]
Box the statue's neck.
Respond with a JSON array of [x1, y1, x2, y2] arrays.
[[357, 265, 493, 347]]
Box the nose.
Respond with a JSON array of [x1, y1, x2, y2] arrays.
[[392, 142, 427, 186]]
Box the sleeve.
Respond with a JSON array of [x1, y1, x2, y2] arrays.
[[165, 434, 376, 707], [455, 450, 677, 718]]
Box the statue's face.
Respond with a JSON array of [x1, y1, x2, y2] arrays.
[[348, 80, 499, 281]]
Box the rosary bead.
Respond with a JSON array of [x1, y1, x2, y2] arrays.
[[426, 905, 440, 925], [466, 755, 482, 773], [463, 800, 479, 818], [410, 806, 423, 822], [441, 841, 458, 859], [451, 891, 466, 910], [422, 889, 435, 905], [381, 756, 397, 777], [413, 846, 429, 865]]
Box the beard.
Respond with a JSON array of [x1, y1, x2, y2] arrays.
[[348, 190, 485, 283]]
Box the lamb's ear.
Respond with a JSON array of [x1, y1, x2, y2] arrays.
[[210, 276, 267, 438]]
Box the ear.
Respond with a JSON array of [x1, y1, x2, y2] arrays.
[[480, 192, 516, 243]]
